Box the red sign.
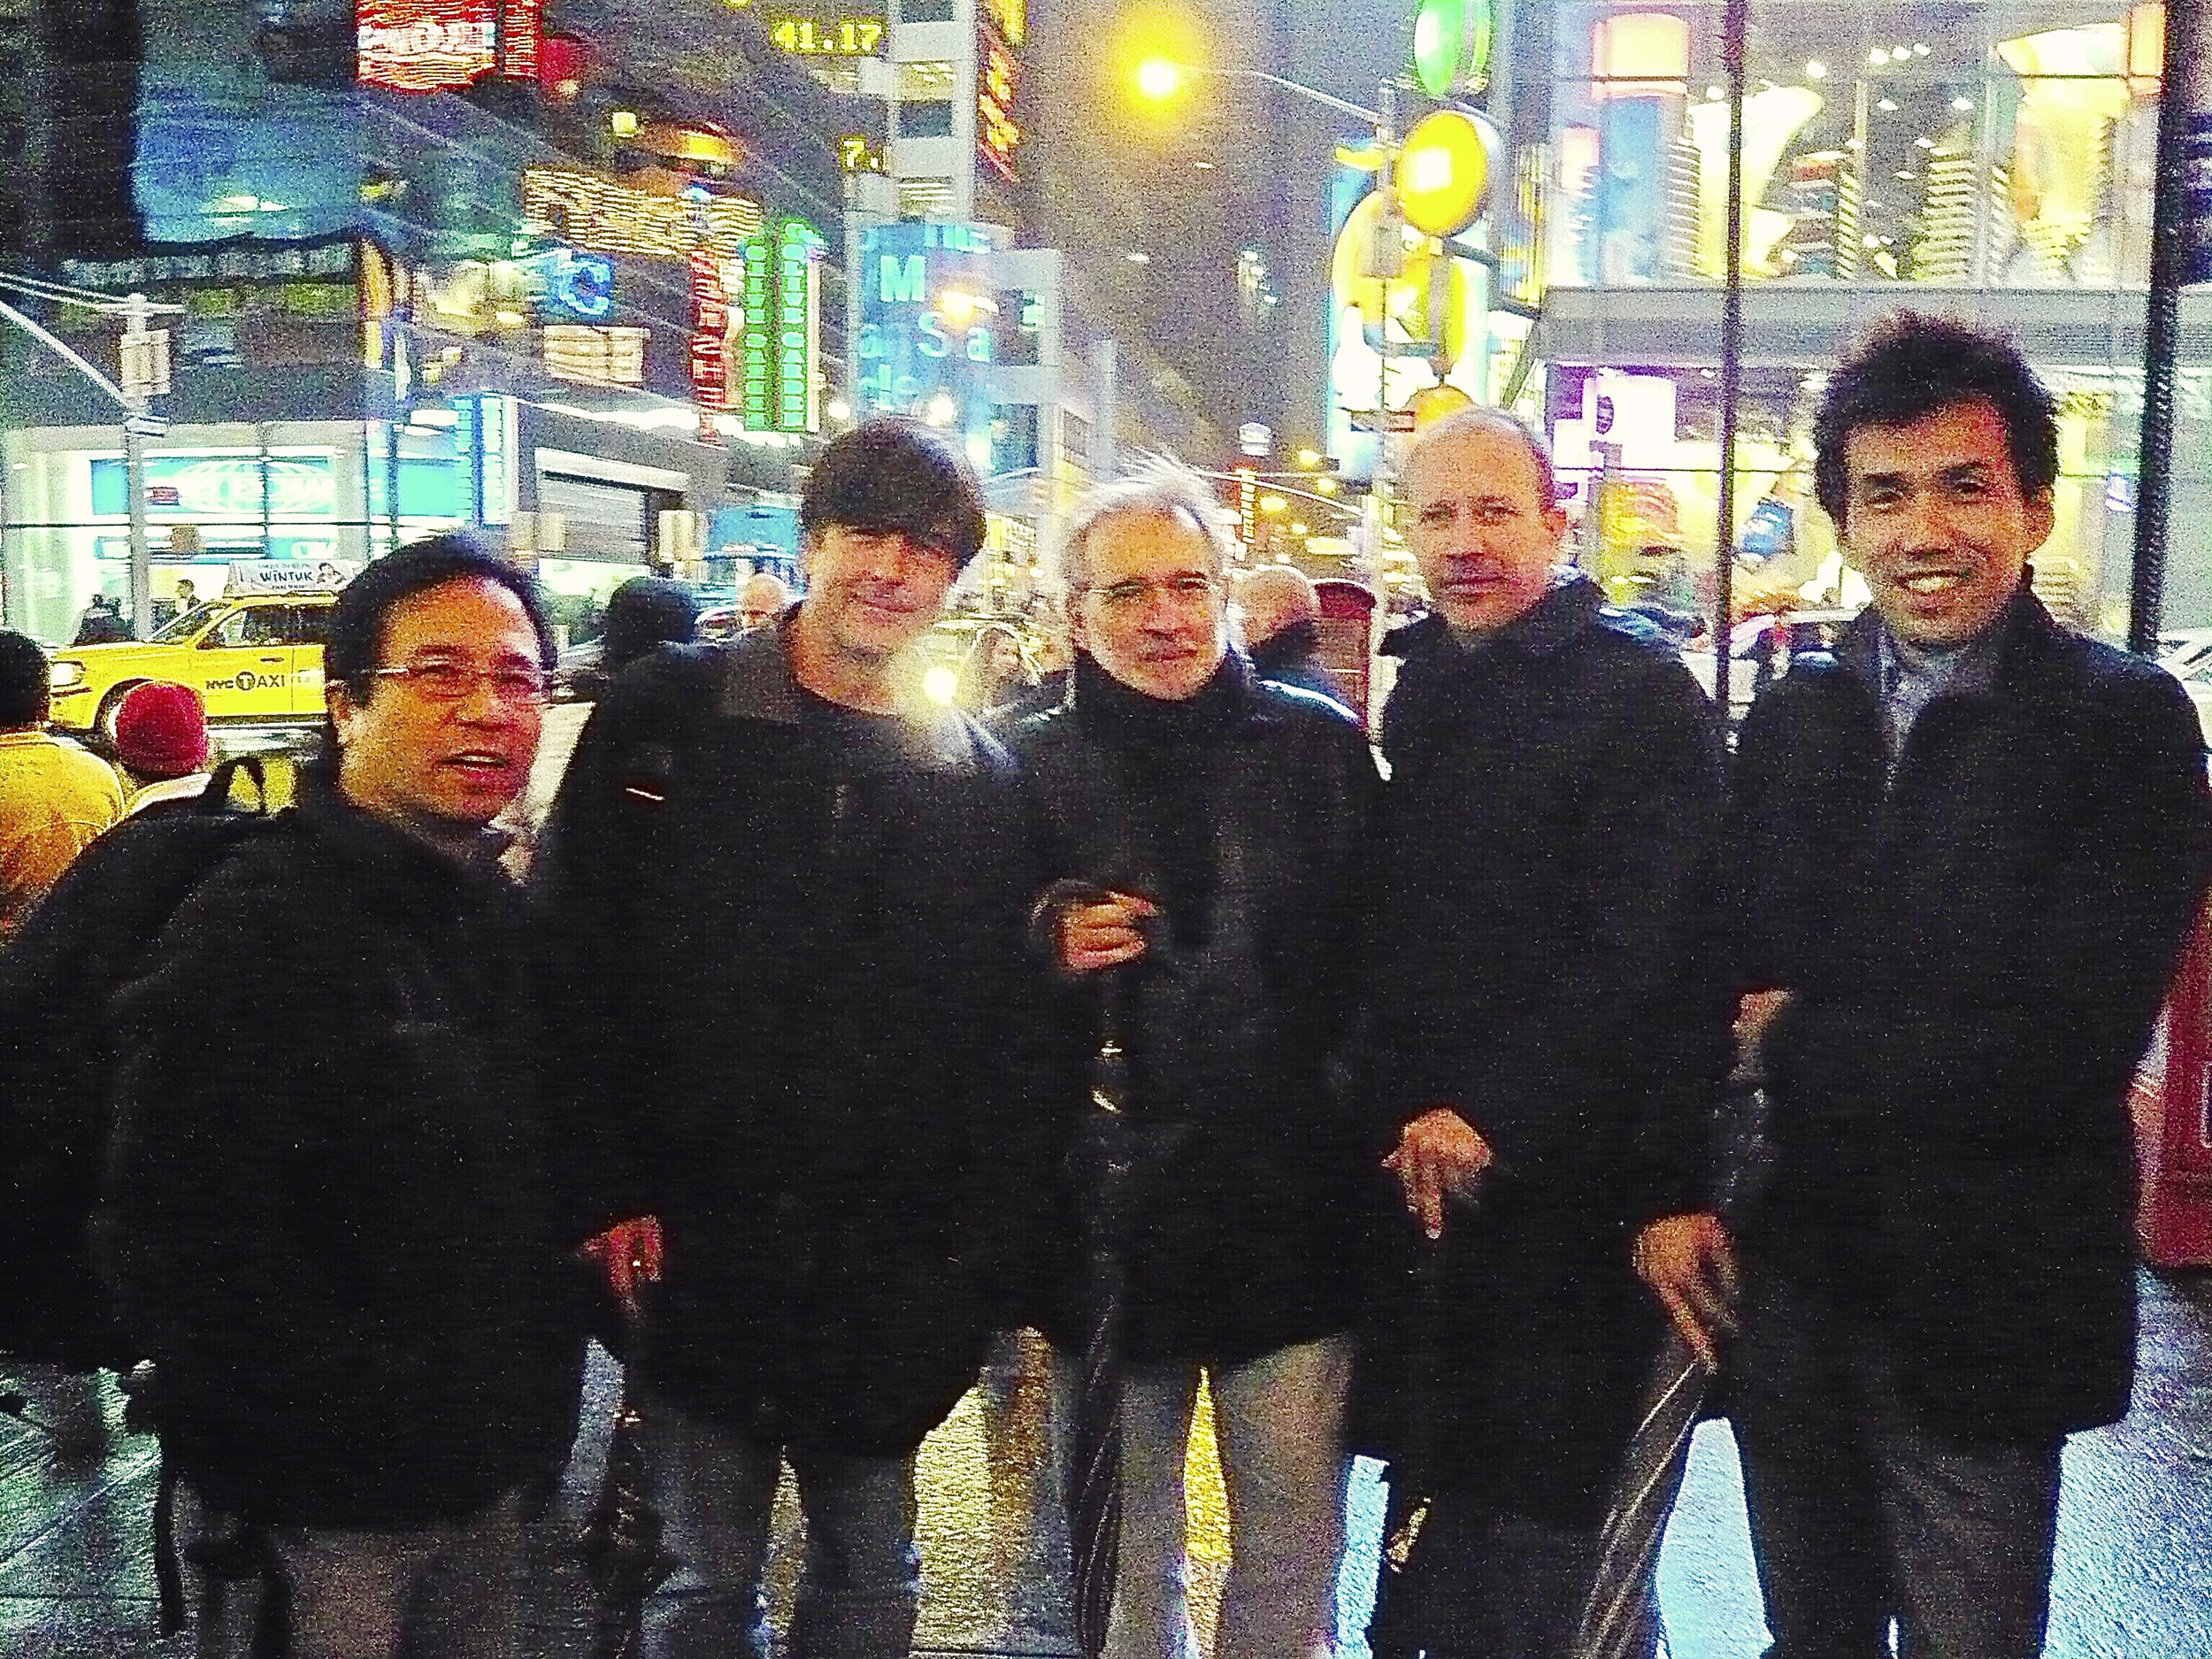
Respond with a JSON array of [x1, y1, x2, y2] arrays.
[[689, 250, 730, 410], [358, 0, 539, 93]]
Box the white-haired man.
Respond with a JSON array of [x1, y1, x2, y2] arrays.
[[1008, 462, 1379, 1659]]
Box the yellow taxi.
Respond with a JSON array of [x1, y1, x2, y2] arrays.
[[47, 591, 338, 739]]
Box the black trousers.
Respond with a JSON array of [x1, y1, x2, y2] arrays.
[[1364, 1492, 1655, 1659], [1730, 1270, 2063, 1659]]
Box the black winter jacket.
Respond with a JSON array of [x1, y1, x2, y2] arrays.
[[1358, 579, 1732, 1525], [1724, 590, 2212, 1440], [534, 625, 1034, 1455], [99, 787, 589, 1528], [1008, 653, 1379, 1366], [1249, 619, 1355, 715]]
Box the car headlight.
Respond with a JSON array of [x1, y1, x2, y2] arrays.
[[49, 661, 85, 690]]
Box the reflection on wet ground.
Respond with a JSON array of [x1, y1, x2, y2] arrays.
[[4, 1275, 2209, 1656]]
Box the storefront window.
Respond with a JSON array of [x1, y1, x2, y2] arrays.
[[1550, 0, 2160, 291]]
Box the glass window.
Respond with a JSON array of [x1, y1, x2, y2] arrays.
[[903, 99, 956, 138], [201, 609, 252, 649]]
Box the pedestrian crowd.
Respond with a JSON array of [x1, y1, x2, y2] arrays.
[[1, 311, 2207, 1659]]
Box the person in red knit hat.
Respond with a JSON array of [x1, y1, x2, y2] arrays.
[[111, 681, 214, 818]]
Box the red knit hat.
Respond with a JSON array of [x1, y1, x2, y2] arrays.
[[113, 680, 211, 780]]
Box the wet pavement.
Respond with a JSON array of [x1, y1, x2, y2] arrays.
[[4, 1274, 2208, 1657]]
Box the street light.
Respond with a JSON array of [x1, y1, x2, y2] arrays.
[[1130, 57, 1390, 130]]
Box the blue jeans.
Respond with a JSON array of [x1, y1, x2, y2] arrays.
[[636, 1394, 920, 1659], [1057, 1333, 1356, 1659], [1731, 1270, 2065, 1659]]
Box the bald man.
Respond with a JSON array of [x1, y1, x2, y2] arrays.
[[1361, 410, 1732, 1658], [736, 572, 792, 633], [1236, 566, 1352, 714]]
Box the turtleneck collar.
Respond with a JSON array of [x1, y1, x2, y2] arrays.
[[1073, 649, 1253, 745]]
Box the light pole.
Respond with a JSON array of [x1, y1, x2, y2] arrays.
[[0, 276, 174, 636]]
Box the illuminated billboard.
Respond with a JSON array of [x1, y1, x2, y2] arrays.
[[977, 15, 1022, 185], [855, 221, 998, 469], [520, 170, 765, 261], [735, 219, 824, 434], [357, 0, 541, 93], [764, 6, 887, 57]]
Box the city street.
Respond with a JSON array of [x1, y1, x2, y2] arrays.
[[4, 1273, 2208, 1658]]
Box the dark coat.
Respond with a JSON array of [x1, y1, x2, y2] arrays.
[[97, 788, 588, 1529], [1359, 579, 1731, 1525], [1724, 590, 2212, 1440], [534, 625, 1034, 1456], [1007, 653, 1380, 1366], [1250, 619, 1355, 715]]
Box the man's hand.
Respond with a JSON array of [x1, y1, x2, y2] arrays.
[[1734, 989, 1793, 1077], [1057, 892, 1159, 973], [1383, 1108, 1494, 1240], [1633, 1211, 1739, 1371], [584, 1215, 664, 1307]]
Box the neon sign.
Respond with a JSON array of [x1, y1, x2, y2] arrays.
[[978, 22, 1022, 185], [766, 12, 885, 55], [357, 0, 539, 93], [521, 169, 764, 261], [733, 219, 822, 434], [690, 250, 733, 410]]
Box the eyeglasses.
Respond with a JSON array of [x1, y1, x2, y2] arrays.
[[1080, 574, 1220, 616], [372, 659, 549, 705]]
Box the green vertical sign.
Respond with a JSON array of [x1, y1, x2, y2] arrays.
[[738, 218, 823, 434]]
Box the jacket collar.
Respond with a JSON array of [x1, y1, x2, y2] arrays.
[[715, 611, 980, 771], [1386, 571, 1606, 665], [297, 777, 513, 893], [1834, 578, 2061, 697]]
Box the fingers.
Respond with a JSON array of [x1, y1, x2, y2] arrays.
[[1058, 895, 1158, 973]]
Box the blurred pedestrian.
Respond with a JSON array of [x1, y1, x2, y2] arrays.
[[1360, 410, 1732, 1659], [0, 629, 125, 1459], [98, 538, 601, 1659], [111, 681, 214, 818], [1721, 314, 2212, 1656], [73, 594, 132, 645], [0, 630, 124, 943], [1012, 462, 1379, 1659], [537, 421, 1034, 1659], [956, 621, 1041, 720], [513, 575, 697, 841], [735, 571, 791, 632], [1235, 566, 1352, 715]]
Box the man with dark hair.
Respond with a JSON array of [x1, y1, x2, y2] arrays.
[[539, 419, 1029, 1659], [99, 536, 593, 1659], [1362, 408, 1731, 1657], [0, 629, 124, 943], [1723, 312, 2212, 1655]]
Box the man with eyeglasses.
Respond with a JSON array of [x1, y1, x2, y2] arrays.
[[100, 537, 599, 1658], [1360, 410, 1732, 1658], [1010, 461, 1378, 1659], [537, 420, 1033, 1659]]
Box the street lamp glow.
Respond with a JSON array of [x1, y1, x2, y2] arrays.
[[1135, 58, 1184, 102]]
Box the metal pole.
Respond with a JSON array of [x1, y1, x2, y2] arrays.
[[123, 293, 151, 639], [1712, 0, 1748, 711], [2130, 0, 2203, 655]]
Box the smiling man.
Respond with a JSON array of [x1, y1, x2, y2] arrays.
[[1362, 409, 1732, 1659], [1010, 462, 1378, 1659], [1721, 314, 2212, 1656], [100, 538, 593, 1659], [537, 420, 1033, 1659]]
